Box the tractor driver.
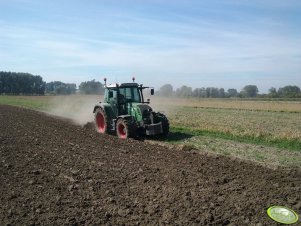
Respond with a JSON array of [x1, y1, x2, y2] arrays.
[[118, 93, 126, 103], [117, 93, 127, 114]]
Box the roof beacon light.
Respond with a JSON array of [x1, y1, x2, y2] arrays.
[[132, 76, 135, 82], [104, 77, 107, 85]]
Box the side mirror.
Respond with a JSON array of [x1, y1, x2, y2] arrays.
[[108, 91, 113, 98], [150, 88, 154, 95]]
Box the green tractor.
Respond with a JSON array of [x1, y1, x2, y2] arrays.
[[93, 77, 169, 139]]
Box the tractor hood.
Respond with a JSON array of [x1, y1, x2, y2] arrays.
[[130, 103, 152, 122], [136, 103, 152, 114]]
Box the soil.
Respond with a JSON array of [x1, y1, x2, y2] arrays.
[[0, 104, 300, 226]]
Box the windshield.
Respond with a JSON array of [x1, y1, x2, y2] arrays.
[[119, 87, 141, 103]]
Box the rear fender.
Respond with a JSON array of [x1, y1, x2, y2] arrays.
[[93, 104, 102, 113], [94, 104, 116, 119]]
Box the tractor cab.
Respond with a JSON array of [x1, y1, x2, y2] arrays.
[[104, 82, 153, 116], [93, 77, 168, 139]]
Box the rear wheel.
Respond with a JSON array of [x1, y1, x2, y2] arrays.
[[116, 118, 136, 139], [95, 108, 110, 134]]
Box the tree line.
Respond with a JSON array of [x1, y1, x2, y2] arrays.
[[157, 84, 301, 98], [1, 71, 300, 98], [0, 71, 104, 95], [0, 72, 45, 95]]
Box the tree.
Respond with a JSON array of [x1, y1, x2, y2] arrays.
[[268, 87, 278, 98], [218, 88, 225, 98], [79, 80, 104, 95], [0, 71, 45, 95], [192, 88, 201, 97], [175, 85, 192, 97], [199, 88, 207, 98], [64, 83, 76, 94], [158, 84, 173, 96], [278, 85, 301, 98], [192, 88, 207, 98], [206, 87, 219, 98], [45, 81, 76, 95], [241, 85, 258, 97], [227, 88, 238, 98]]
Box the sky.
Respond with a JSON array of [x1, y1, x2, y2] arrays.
[[0, 0, 300, 93]]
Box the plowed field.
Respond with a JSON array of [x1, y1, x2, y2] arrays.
[[0, 105, 300, 225]]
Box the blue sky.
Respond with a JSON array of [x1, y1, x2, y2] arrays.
[[0, 0, 300, 92]]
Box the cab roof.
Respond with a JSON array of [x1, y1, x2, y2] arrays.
[[106, 83, 140, 88]]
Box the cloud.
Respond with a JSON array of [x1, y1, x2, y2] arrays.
[[1, 0, 300, 91], [33, 32, 301, 77], [2, 20, 300, 76]]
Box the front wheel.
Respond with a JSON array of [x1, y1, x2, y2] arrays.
[[116, 118, 136, 139]]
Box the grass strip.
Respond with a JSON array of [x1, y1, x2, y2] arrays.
[[169, 126, 301, 152], [0, 96, 50, 111]]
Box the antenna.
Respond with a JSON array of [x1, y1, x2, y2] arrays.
[[103, 77, 107, 86], [132, 76, 135, 83]]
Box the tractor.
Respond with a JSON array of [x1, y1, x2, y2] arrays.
[[93, 77, 169, 139]]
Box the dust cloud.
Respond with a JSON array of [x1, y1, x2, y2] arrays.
[[143, 91, 177, 117], [46, 95, 101, 126], [148, 97, 177, 117]]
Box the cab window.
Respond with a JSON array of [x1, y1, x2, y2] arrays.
[[119, 87, 141, 103], [105, 89, 117, 102]]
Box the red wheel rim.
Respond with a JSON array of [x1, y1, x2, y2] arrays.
[[118, 122, 127, 139], [96, 112, 106, 133]]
